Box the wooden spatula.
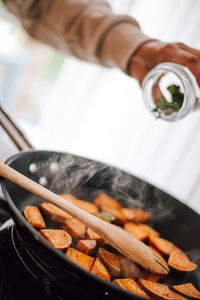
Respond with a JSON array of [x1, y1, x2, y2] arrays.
[[0, 160, 169, 275]]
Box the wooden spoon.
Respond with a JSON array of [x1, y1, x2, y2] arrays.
[[0, 160, 169, 275]]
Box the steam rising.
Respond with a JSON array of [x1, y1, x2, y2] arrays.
[[187, 248, 200, 264], [35, 152, 175, 222]]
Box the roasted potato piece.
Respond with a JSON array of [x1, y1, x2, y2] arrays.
[[122, 208, 151, 223], [139, 279, 172, 298], [172, 283, 200, 299], [40, 202, 72, 224], [124, 222, 149, 241], [24, 206, 45, 228], [139, 224, 159, 237], [113, 279, 149, 298], [98, 248, 120, 277], [85, 228, 105, 244], [94, 193, 126, 224], [139, 279, 187, 300], [59, 194, 78, 202], [72, 199, 98, 214], [168, 249, 197, 273], [62, 218, 86, 241], [60, 194, 98, 214], [119, 255, 141, 280], [99, 204, 126, 225], [91, 258, 110, 280], [76, 240, 96, 255], [94, 193, 122, 209], [149, 235, 176, 256], [124, 223, 159, 242], [66, 247, 94, 271], [131, 208, 151, 223], [40, 229, 72, 250], [169, 291, 188, 300], [122, 208, 136, 222]]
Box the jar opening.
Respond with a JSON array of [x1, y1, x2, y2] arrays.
[[142, 63, 198, 121]]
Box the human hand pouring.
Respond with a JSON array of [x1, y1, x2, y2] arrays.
[[0, 160, 169, 275]]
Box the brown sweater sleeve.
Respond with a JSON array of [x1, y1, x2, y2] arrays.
[[3, 0, 150, 73]]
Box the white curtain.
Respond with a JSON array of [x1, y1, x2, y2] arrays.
[[34, 0, 200, 213]]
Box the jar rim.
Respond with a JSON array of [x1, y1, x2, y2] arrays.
[[142, 62, 199, 121]]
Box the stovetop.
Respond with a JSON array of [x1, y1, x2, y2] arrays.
[[0, 204, 63, 300], [0, 224, 55, 300]]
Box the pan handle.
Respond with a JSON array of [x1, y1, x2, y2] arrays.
[[0, 103, 33, 224], [0, 104, 33, 151], [0, 103, 31, 220]]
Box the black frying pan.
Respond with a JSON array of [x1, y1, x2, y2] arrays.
[[1, 150, 200, 300]]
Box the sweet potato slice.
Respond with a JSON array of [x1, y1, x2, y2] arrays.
[[40, 229, 72, 250], [139, 280, 187, 300], [119, 255, 141, 280], [149, 235, 176, 256], [91, 258, 110, 280], [131, 208, 151, 223], [94, 193, 122, 209], [66, 247, 94, 271], [168, 249, 197, 273], [24, 206, 45, 228], [122, 208, 136, 222], [139, 224, 159, 237], [62, 218, 86, 240], [40, 202, 72, 224], [124, 223, 159, 241], [94, 193, 125, 224], [59, 194, 98, 214], [113, 279, 149, 298], [98, 248, 120, 277], [100, 204, 126, 225], [139, 279, 169, 298], [124, 222, 149, 241], [172, 283, 200, 299], [76, 240, 96, 255], [72, 199, 98, 214], [169, 291, 189, 300], [59, 194, 78, 202], [85, 228, 105, 244]]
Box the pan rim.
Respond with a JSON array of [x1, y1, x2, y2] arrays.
[[1, 149, 149, 300], [2, 150, 200, 298]]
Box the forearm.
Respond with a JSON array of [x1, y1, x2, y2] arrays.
[[3, 0, 150, 73]]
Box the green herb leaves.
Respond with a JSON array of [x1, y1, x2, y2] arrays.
[[95, 212, 115, 222], [153, 85, 184, 118]]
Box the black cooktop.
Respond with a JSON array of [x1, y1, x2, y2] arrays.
[[0, 205, 62, 300]]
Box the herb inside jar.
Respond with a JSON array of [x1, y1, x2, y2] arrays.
[[153, 84, 184, 118]]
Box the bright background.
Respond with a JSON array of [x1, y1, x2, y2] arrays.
[[0, 0, 200, 213]]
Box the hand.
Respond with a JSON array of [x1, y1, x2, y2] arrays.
[[129, 40, 200, 86]]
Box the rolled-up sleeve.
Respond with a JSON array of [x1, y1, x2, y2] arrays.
[[3, 0, 150, 73]]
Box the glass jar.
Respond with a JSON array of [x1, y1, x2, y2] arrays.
[[142, 62, 200, 121]]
